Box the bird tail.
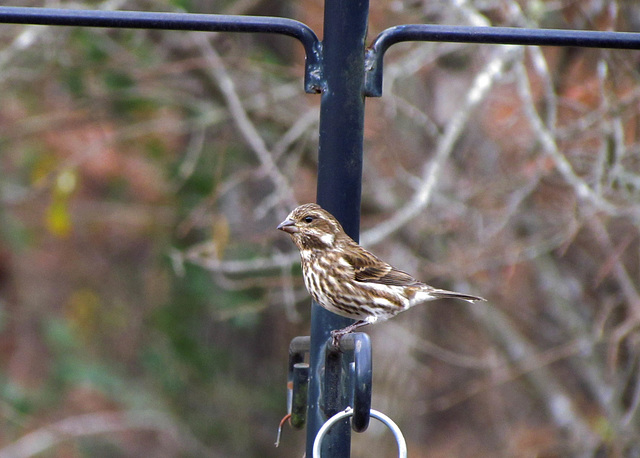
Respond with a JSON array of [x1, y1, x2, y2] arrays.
[[430, 289, 485, 303]]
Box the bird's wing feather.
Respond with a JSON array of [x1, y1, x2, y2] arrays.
[[357, 266, 421, 286], [344, 246, 422, 287]]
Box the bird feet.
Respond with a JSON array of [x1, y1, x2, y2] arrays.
[[330, 328, 351, 348], [330, 320, 368, 348]]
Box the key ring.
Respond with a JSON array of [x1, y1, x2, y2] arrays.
[[312, 407, 407, 458]]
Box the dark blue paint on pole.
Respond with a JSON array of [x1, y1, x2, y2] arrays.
[[307, 0, 370, 455]]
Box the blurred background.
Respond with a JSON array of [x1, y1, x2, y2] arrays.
[[0, 0, 639, 456]]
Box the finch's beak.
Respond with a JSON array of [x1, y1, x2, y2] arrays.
[[277, 218, 299, 234]]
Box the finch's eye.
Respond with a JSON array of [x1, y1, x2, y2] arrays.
[[303, 216, 314, 223]]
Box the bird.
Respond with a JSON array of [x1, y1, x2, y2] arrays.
[[277, 203, 485, 346]]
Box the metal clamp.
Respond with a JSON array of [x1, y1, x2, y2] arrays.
[[312, 407, 407, 458], [323, 333, 372, 432], [287, 336, 311, 428]]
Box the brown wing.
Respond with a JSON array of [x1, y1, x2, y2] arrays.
[[345, 245, 422, 287]]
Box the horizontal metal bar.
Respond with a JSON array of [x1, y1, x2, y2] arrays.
[[0, 6, 323, 93], [365, 24, 640, 96], [371, 24, 640, 53]]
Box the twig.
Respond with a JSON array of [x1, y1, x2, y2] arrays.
[[468, 302, 597, 446], [514, 61, 619, 216], [192, 33, 297, 213], [0, 410, 216, 458], [180, 244, 299, 274], [588, 218, 640, 319], [384, 322, 494, 370], [362, 45, 522, 246]]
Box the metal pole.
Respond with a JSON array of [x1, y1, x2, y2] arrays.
[[307, 0, 369, 455]]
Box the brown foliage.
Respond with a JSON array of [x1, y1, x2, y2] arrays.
[[0, 0, 639, 457]]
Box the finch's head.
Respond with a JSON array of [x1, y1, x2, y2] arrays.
[[277, 203, 346, 249]]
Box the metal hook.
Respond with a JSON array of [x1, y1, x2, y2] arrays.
[[312, 407, 407, 458], [323, 333, 372, 432], [287, 336, 310, 429]]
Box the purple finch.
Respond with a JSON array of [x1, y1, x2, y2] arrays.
[[277, 203, 485, 344]]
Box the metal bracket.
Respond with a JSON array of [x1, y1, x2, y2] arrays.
[[324, 333, 372, 433], [288, 336, 311, 428], [286, 333, 372, 434]]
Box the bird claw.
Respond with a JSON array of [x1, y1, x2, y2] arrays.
[[330, 329, 348, 349]]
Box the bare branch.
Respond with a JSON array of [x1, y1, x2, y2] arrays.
[[192, 33, 297, 214], [468, 302, 598, 448], [362, 45, 522, 246], [179, 244, 298, 274], [0, 410, 217, 458]]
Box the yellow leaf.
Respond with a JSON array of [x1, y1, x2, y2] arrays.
[[29, 154, 57, 185], [45, 198, 72, 238], [45, 169, 78, 238], [211, 215, 230, 260]]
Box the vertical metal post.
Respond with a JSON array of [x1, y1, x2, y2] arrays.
[[306, 0, 369, 456]]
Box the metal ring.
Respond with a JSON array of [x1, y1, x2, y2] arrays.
[[312, 407, 407, 458]]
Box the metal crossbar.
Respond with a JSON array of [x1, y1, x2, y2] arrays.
[[4, 6, 640, 98], [0, 7, 323, 93], [365, 24, 640, 96]]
